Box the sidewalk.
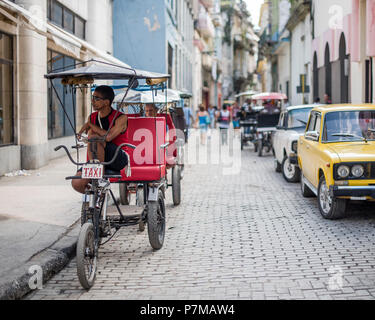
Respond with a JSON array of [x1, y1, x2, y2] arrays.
[[0, 150, 87, 300]]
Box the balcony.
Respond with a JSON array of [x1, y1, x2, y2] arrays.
[[290, 0, 311, 11], [202, 53, 213, 70], [201, 0, 214, 9], [194, 38, 205, 52], [286, 0, 311, 31], [196, 5, 215, 38]]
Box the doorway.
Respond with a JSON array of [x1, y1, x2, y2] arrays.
[[365, 58, 373, 103], [339, 33, 349, 103]]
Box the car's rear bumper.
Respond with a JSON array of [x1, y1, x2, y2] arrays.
[[330, 186, 375, 199]]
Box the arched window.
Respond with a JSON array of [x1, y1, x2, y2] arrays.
[[325, 44, 332, 99], [339, 33, 349, 103], [313, 52, 319, 102]]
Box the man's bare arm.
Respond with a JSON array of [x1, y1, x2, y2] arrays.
[[105, 115, 128, 142], [77, 116, 91, 138], [87, 122, 107, 137]]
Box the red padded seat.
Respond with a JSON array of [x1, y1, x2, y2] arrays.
[[120, 117, 167, 181]]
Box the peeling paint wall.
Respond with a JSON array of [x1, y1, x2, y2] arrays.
[[113, 0, 193, 93], [113, 0, 166, 74]]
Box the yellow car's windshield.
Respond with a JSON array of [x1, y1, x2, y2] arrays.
[[322, 110, 375, 142]]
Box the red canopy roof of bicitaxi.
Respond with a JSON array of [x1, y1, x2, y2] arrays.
[[251, 92, 288, 100]]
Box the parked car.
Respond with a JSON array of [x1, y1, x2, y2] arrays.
[[298, 104, 375, 220], [273, 105, 315, 182]]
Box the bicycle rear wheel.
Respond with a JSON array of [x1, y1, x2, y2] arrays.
[[147, 191, 166, 250], [172, 166, 181, 206]]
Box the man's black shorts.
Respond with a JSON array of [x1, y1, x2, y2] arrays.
[[105, 141, 128, 172], [77, 142, 128, 174]]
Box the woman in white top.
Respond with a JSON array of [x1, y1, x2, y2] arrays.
[[217, 106, 232, 145]]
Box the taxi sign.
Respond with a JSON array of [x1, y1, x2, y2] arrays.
[[82, 164, 104, 180]]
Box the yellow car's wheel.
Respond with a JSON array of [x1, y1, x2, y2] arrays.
[[318, 176, 347, 220]]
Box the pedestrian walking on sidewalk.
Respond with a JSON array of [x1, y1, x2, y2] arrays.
[[207, 105, 216, 129], [217, 105, 232, 145], [195, 105, 209, 145], [231, 102, 241, 131], [183, 104, 194, 143]]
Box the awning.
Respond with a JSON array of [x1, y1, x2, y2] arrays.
[[47, 23, 82, 57], [1, 0, 46, 32], [114, 89, 178, 105], [47, 24, 131, 68], [251, 92, 288, 100], [179, 90, 193, 98], [45, 60, 170, 82], [235, 90, 259, 98]]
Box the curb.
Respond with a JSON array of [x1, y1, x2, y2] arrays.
[[0, 222, 80, 300], [0, 192, 121, 300]]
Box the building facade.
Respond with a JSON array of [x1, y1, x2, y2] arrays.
[[286, 1, 312, 105], [0, 0, 126, 176], [113, 0, 194, 96], [0, 0, 262, 177], [195, 0, 217, 108], [261, 0, 375, 106], [258, 0, 272, 92], [221, 0, 259, 101]]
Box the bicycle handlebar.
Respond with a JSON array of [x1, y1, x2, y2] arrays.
[[55, 143, 136, 167], [75, 135, 106, 144], [55, 145, 85, 166]]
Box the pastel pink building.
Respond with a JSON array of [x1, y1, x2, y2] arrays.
[[311, 0, 375, 104]]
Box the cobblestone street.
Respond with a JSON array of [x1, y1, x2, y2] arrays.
[[27, 137, 375, 300]]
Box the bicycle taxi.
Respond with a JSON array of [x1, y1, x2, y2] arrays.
[[251, 92, 286, 157], [45, 60, 171, 289], [112, 86, 184, 207], [235, 91, 259, 150]]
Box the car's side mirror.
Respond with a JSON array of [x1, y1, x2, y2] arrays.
[[305, 131, 319, 142]]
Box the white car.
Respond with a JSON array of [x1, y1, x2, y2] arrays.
[[273, 105, 317, 182]]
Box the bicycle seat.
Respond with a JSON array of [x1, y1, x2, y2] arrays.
[[119, 117, 167, 182]]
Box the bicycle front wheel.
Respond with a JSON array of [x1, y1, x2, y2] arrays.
[[76, 222, 97, 290]]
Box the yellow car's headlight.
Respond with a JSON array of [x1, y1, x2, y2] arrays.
[[352, 165, 365, 178], [337, 165, 350, 178]]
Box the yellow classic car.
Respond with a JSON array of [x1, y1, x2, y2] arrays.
[[298, 104, 375, 219]]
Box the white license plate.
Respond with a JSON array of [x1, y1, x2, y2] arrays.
[[82, 164, 104, 180]]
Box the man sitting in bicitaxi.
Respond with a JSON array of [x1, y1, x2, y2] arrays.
[[73, 85, 129, 194]]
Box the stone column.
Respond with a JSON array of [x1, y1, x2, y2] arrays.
[[86, 0, 113, 54], [16, 0, 48, 169]]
